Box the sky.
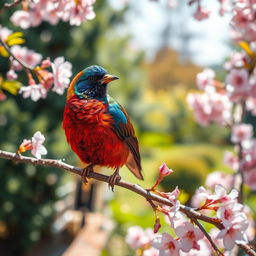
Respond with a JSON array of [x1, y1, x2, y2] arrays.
[[111, 0, 232, 67]]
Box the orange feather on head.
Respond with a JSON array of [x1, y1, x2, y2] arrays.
[[67, 71, 84, 100]]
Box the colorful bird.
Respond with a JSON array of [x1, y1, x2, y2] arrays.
[[63, 65, 143, 189]]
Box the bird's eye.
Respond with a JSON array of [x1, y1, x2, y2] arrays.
[[88, 76, 97, 81]]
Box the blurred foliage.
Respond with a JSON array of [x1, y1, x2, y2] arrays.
[[145, 48, 202, 90]]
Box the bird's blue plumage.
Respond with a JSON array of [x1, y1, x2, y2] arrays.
[[107, 95, 128, 125]]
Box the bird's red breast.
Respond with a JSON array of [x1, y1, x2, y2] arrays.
[[63, 96, 130, 168]]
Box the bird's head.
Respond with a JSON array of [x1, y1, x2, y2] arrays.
[[67, 65, 119, 100]]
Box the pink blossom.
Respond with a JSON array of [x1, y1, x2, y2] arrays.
[[142, 247, 159, 256], [231, 123, 253, 143], [6, 69, 18, 80], [154, 217, 161, 233], [152, 233, 180, 256], [193, 185, 238, 210], [194, 6, 211, 21], [224, 51, 248, 70], [59, 0, 96, 26], [242, 139, 256, 171], [217, 218, 248, 250], [159, 163, 173, 176], [191, 186, 210, 208], [163, 202, 182, 229], [126, 226, 154, 249], [226, 68, 249, 101], [36, 69, 54, 91], [223, 151, 239, 171], [161, 187, 181, 228], [232, 7, 253, 29], [187, 91, 232, 126], [205, 171, 233, 190], [175, 222, 204, 252], [19, 84, 47, 102], [219, 0, 231, 15], [11, 45, 42, 71], [31, 131, 47, 159], [179, 238, 212, 256], [210, 184, 238, 204], [244, 205, 255, 241], [244, 168, 256, 190], [196, 68, 215, 91], [52, 57, 72, 95], [41, 59, 52, 69], [0, 25, 12, 41], [246, 97, 256, 115], [10, 10, 32, 29], [217, 202, 246, 228]]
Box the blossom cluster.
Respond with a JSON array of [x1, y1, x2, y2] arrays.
[[0, 25, 72, 101], [18, 131, 47, 159], [10, 0, 96, 28], [126, 165, 251, 255]]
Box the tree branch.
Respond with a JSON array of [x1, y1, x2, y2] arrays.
[[0, 37, 34, 71], [0, 0, 23, 13], [0, 149, 255, 256]]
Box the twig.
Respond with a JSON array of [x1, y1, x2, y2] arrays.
[[0, 0, 23, 13], [0, 149, 255, 256], [0, 37, 34, 71], [192, 218, 224, 256]]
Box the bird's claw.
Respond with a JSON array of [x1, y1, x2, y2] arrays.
[[81, 164, 94, 184], [108, 171, 121, 191]]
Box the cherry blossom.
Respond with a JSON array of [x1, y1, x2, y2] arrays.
[[159, 163, 173, 176], [0, 25, 12, 41], [10, 10, 32, 29], [246, 97, 256, 115], [126, 226, 154, 249], [31, 131, 47, 159], [217, 202, 246, 228], [19, 84, 47, 102], [217, 217, 248, 250], [223, 151, 239, 171], [196, 68, 215, 92], [152, 233, 180, 256], [51, 57, 72, 95], [60, 0, 96, 26], [175, 222, 204, 252], [226, 68, 249, 101], [179, 239, 212, 256], [207, 184, 238, 204], [194, 6, 211, 21], [10, 0, 96, 28], [231, 123, 253, 143], [11, 45, 42, 71], [6, 69, 18, 80], [143, 247, 159, 256], [191, 186, 210, 208], [205, 171, 233, 190], [224, 51, 248, 70], [244, 168, 256, 190], [187, 91, 232, 126]]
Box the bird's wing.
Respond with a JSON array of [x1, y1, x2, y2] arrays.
[[107, 96, 143, 180]]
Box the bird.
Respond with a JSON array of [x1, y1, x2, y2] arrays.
[[63, 65, 143, 190]]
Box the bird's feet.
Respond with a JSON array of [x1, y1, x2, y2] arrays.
[[108, 168, 121, 191], [81, 164, 95, 183]]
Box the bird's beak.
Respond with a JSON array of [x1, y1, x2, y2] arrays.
[[101, 74, 119, 85]]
